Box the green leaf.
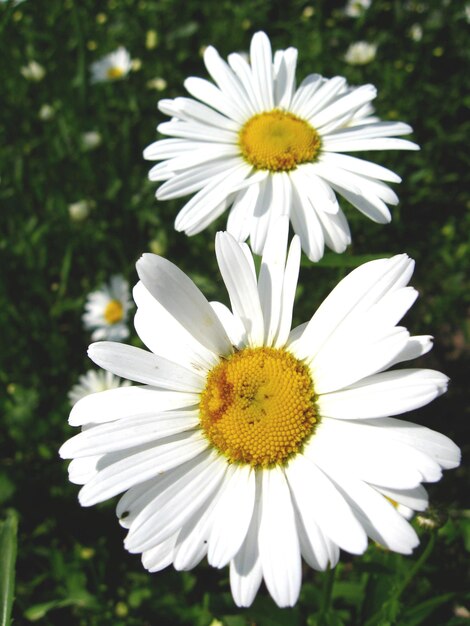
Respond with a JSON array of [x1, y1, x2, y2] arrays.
[[0, 510, 18, 626], [401, 593, 456, 626]]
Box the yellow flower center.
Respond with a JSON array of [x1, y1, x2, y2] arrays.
[[104, 299, 124, 324], [238, 110, 321, 172], [199, 347, 318, 468], [106, 66, 125, 80]]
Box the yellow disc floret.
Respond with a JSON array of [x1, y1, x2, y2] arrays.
[[104, 299, 124, 324], [106, 66, 125, 80], [199, 347, 318, 468], [239, 110, 321, 172]]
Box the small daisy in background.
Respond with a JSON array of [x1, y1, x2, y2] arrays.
[[68, 369, 131, 406], [344, 0, 371, 18], [61, 219, 460, 608], [90, 46, 132, 83], [83, 275, 132, 341], [344, 41, 378, 65], [81, 131, 102, 151], [144, 31, 418, 262], [21, 60, 46, 82]]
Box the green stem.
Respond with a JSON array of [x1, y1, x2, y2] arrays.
[[318, 566, 336, 625], [364, 534, 436, 626]]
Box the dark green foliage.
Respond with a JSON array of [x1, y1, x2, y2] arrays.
[[0, 0, 469, 624]]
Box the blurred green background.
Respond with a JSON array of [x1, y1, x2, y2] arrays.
[[1, 0, 469, 624]]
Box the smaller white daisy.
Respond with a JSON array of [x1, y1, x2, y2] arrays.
[[21, 60, 45, 82], [83, 275, 132, 342], [345, 42, 378, 66], [90, 47, 132, 83], [69, 369, 131, 406], [344, 0, 371, 17]]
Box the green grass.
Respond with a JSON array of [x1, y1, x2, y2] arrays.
[[1, 0, 469, 624]]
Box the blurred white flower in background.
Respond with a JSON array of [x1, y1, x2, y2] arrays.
[[344, 41, 378, 65], [21, 60, 46, 82], [38, 104, 55, 121], [344, 0, 371, 18], [68, 370, 131, 406], [90, 47, 132, 83], [83, 275, 132, 341], [68, 199, 93, 222], [409, 24, 423, 41], [81, 131, 102, 151], [146, 77, 167, 91]]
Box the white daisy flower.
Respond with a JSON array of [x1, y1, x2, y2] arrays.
[[344, 41, 378, 66], [61, 220, 460, 608], [90, 46, 132, 83], [83, 275, 132, 342], [344, 0, 371, 17], [144, 31, 419, 262], [69, 370, 131, 406]]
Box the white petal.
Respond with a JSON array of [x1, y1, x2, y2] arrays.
[[210, 301, 246, 348], [230, 477, 262, 608], [273, 236, 301, 348], [173, 482, 224, 571], [273, 47, 298, 109], [286, 454, 367, 554], [226, 183, 259, 242], [310, 84, 377, 130], [374, 484, 428, 512], [67, 455, 101, 485], [160, 96, 240, 131], [311, 326, 410, 394], [60, 411, 199, 458], [250, 31, 274, 110], [124, 452, 227, 552], [141, 534, 178, 572], [290, 74, 323, 116], [208, 465, 256, 568], [290, 173, 325, 262], [258, 467, 302, 607], [290, 254, 414, 361], [318, 369, 449, 420], [157, 120, 237, 144], [78, 431, 208, 506], [324, 121, 415, 141], [184, 76, 246, 123], [324, 468, 419, 554], [203, 46, 253, 118], [136, 253, 232, 357], [361, 417, 461, 470], [133, 282, 217, 371], [315, 205, 351, 254], [320, 152, 401, 183], [156, 156, 238, 199], [297, 76, 347, 120], [144, 138, 196, 161], [88, 342, 204, 392], [388, 335, 433, 367], [295, 507, 339, 571], [258, 216, 290, 346], [306, 419, 443, 489], [323, 137, 420, 152], [215, 231, 264, 346], [69, 384, 198, 427], [174, 162, 252, 233]]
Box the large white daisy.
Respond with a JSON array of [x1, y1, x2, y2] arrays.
[[144, 31, 419, 261], [61, 220, 459, 608], [82, 275, 132, 342]]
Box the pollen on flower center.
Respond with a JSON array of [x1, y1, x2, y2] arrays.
[[238, 110, 321, 172], [104, 299, 124, 324], [199, 346, 318, 468], [106, 66, 125, 80]]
